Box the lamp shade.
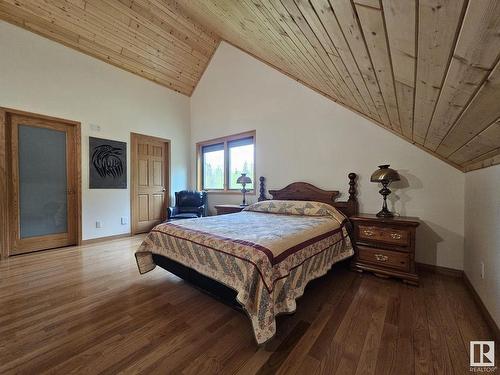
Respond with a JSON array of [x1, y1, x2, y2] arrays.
[[370, 165, 400, 183], [237, 173, 252, 184]]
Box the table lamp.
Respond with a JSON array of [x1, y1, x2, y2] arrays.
[[370, 164, 400, 217], [237, 173, 252, 206]]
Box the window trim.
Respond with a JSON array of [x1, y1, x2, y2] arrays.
[[196, 130, 256, 193]]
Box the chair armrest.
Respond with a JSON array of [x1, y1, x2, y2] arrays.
[[196, 205, 206, 217], [167, 206, 179, 219]]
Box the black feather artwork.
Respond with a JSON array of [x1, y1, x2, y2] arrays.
[[89, 137, 127, 189], [92, 145, 123, 178]]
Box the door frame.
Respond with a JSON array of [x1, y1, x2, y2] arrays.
[[0, 107, 82, 259], [130, 132, 171, 235]]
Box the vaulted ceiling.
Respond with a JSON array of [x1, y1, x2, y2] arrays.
[[1, 0, 500, 172]]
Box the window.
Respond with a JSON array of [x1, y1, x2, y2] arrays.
[[197, 131, 255, 192]]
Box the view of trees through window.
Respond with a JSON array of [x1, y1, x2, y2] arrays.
[[201, 135, 255, 191], [202, 147, 224, 189], [229, 143, 254, 190]]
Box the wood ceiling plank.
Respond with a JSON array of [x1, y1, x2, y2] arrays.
[[148, 0, 220, 48], [354, 0, 381, 9], [0, 1, 81, 42], [329, 0, 390, 127], [424, 0, 500, 151], [278, 0, 353, 105], [238, 0, 331, 95], [101, 0, 211, 67], [310, 0, 381, 122], [250, 0, 332, 95], [294, 0, 372, 117], [355, 3, 401, 133], [228, 1, 331, 97], [66, 0, 85, 9], [412, 0, 466, 144], [124, 18, 204, 77], [463, 152, 500, 172], [264, 0, 348, 101], [393, 83, 414, 139], [129, 0, 216, 58], [258, 0, 334, 87], [449, 119, 500, 165], [382, 0, 416, 139], [74, 0, 215, 68], [79, 1, 204, 80], [280, 0, 361, 111], [436, 60, 500, 157]]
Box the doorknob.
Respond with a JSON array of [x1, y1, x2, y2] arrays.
[[161, 188, 166, 192]]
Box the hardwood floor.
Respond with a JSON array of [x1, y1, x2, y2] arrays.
[[0, 236, 497, 374]]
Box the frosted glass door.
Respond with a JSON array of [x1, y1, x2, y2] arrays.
[[18, 125, 68, 238]]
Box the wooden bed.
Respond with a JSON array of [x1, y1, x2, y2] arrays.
[[151, 173, 358, 311], [137, 173, 358, 343]]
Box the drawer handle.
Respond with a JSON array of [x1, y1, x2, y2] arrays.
[[375, 254, 389, 262], [362, 229, 375, 237], [390, 233, 402, 240]]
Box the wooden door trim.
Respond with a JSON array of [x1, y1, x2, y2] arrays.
[[130, 132, 171, 235], [0, 107, 82, 259]]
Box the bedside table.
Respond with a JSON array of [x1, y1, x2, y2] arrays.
[[214, 204, 245, 215], [350, 214, 420, 286]]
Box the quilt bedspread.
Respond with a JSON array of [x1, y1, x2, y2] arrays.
[[135, 200, 353, 344]]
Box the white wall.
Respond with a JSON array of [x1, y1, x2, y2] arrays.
[[191, 42, 465, 270], [0, 21, 191, 240], [464, 165, 500, 327]]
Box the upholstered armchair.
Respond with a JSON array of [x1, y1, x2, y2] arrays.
[[167, 190, 207, 220]]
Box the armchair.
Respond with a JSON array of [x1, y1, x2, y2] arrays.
[[167, 190, 207, 221]]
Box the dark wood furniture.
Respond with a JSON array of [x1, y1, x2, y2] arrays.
[[214, 204, 245, 215], [350, 214, 419, 285]]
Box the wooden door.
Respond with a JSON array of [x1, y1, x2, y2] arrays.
[[131, 133, 170, 234], [9, 114, 80, 255]]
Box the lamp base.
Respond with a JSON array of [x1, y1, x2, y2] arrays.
[[376, 182, 394, 218], [376, 208, 395, 218]]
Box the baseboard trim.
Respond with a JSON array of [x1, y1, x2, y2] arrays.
[[463, 273, 500, 342], [416, 262, 499, 341], [81, 233, 131, 245], [416, 262, 463, 278]]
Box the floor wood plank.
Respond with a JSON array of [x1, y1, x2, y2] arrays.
[[0, 236, 497, 374]]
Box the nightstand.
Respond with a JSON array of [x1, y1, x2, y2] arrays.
[[214, 204, 245, 215], [350, 214, 420, 286]]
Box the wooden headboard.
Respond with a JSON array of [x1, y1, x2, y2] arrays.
[[257, 173, 358, 217]]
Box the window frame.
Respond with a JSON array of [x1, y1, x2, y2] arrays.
[[196, 130, 256, 194]]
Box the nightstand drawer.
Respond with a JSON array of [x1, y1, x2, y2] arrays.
[[357, 246, 410, 271], [357, 225, 409, 247]]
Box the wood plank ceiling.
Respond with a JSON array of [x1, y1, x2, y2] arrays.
[[0, 1, 499, 172]]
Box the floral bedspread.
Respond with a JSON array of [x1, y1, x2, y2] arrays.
[[135, 200, 353, 344]]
